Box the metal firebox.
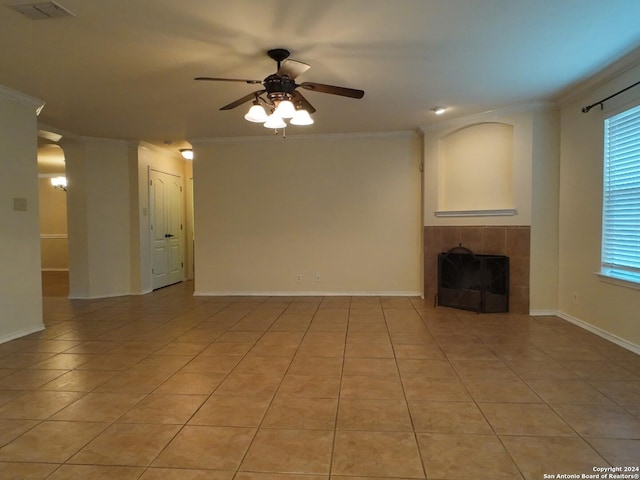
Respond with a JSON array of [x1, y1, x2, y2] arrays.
[[437, 245, 509, 313]]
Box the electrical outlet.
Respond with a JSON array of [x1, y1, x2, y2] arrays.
[[314, 273, 321, 282], [572, 291, 579, 304], [296, 274, 303, 283]]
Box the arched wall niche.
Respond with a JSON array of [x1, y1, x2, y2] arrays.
[[438, 122, 514, 212]]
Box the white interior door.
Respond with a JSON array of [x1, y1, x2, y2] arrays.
[[150, 169, 184, 289]]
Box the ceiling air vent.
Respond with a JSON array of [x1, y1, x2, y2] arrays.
[[8, 0, 74, 19]]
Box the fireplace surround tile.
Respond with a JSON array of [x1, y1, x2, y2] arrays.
[[507, 228, 531, 257], [424, 226, 530, 314], [460, 229, 483, 254], [482, 228, 507, 255]]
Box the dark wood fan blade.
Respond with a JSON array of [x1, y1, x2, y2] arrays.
[[277, 59, 310, 79], [292, 90, 316, 114], [220, 90, 266, 110], [298, 82, 364, 99], [195, 77, 263, 84]]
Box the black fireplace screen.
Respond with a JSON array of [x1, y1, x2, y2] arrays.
[[437, 246, 509, 313]]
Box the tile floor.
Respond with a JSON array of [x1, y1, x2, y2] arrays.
[[0, 279, 639, 479]]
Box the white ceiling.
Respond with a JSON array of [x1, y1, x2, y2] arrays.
[[2, 0, 640, 145]]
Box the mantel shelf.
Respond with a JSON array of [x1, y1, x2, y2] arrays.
[[434, 208, 518, 218]]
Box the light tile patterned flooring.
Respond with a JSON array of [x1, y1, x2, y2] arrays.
[[0, 279, 639, 479]]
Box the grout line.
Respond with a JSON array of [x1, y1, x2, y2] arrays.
[[13, 281, 640, 477], [227, 296, 324, 476], [141, 298, 269, 474], [401, 297, 434, 480], [327, 294, 352, 478]]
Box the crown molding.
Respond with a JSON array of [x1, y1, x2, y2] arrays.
[[418, 101, 557, 134], [190, 129, 419, 145], [37, 122, 75, 142], [80, 135, 125, 144], [556, 46, 640, 107], [0, 84, 45, 112], [138, 140, 172, 152], [137, 140, 184, 160]]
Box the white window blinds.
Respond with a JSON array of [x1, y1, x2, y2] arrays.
[[602, 104, 640, 283]]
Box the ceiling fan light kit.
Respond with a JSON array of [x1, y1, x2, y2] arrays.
[[290, 109, 314, 126], [195, 48, 364, 134], [274, 99, 296, 119], [244, 104, 269, 123], [263, 113, 287, 129]]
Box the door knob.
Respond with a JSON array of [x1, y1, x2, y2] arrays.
[[165, 233, 175, 238]]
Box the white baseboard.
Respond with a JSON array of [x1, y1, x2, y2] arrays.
[[68, 291, 131, 300], [135, 289, 153, 296], [193, 290, 423, 297], [0, 324, 45, 345], [556, 311, 640, 356], [529, 309, 558, 316]]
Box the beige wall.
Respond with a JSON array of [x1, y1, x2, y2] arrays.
[[185, 159, 194, 280], [530, 108, 560, 312], [0, 86, 45, 343], [193, 132, 423, 295], [559, 63, 640, 349], [63, 137, 133, 298], [439, 123, 514, 212]]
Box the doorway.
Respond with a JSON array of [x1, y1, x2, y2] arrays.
[[38, 143, 69, 297], [150, 169, 184, 290]]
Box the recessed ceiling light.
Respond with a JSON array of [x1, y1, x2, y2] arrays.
[[431, 106, 446, 115]]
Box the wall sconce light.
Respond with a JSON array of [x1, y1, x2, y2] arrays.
[[180, 149, 194, 160], [431, 106, 446, 115], [50, 176, 67, 191]]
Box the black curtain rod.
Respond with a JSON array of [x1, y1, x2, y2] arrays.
[[582, 79, 640, 113]]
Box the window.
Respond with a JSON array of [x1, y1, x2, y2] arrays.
[[601, 104, 640, 285]]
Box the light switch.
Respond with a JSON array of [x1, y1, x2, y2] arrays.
[[13, 198, 27, 211]]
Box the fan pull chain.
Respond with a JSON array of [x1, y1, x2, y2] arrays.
[[272, 127, 287, 139]]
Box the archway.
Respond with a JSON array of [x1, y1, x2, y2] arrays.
[[37, 141, 69, 297]]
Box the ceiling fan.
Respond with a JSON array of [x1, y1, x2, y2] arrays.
[[195, 48, 365, 128]]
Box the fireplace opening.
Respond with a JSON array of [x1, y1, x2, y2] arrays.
[[437, 245, 509, 313]]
